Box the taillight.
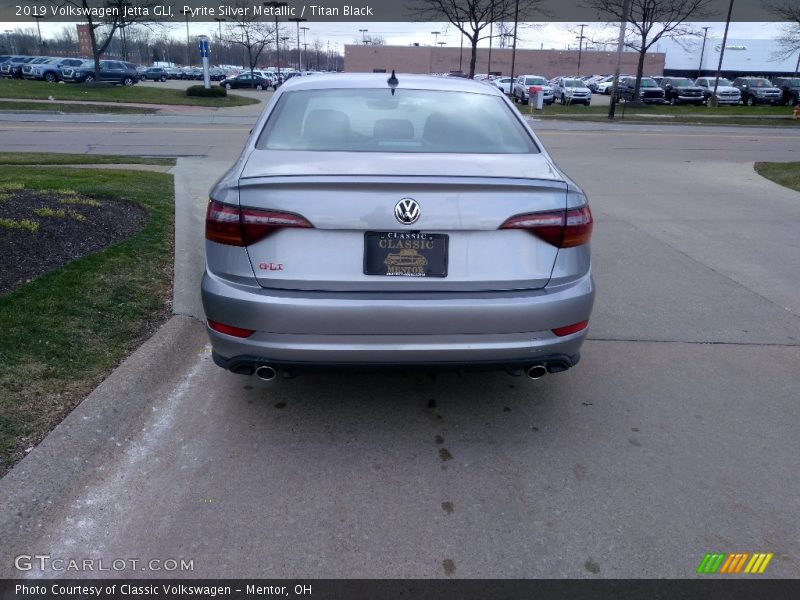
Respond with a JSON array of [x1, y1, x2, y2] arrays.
[[207, 319, 255, 338], [500, 205, 593, 248], [205, 201, 312, 246]]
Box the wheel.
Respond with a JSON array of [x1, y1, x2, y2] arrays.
[[745, 95, 755, 106], [84, 74, 95, 83], [123, 77, 134, 86], [256, 83, 264, 90], [224, 83, 232, 90], [161, 77, 166, 82], [669, 96, 677, 106], [790, 95, 798, 107], [45, 72, 57, 83]]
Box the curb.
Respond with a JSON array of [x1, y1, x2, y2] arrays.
[[0, 315, 208, 567]]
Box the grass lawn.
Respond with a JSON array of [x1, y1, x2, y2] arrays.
[[0, 156, 174, 476], [0, 100, 158, 114], [754, 162, 800, 193], [0, 79, 259, 107], [0, 152, 175, 166]]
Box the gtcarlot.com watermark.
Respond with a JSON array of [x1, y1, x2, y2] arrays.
[[14, 554, 194, 573]]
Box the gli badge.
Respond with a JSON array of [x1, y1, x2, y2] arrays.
[[394, 198, 421, 225]]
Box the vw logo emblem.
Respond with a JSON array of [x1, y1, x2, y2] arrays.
[[394, 198, 421, 225]]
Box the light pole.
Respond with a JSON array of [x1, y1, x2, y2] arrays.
[[608, 0, 632, 119], [576, 24, 587, 76], [289, 17, 306, 70], [487, 5, 494, 76], [214, 18, 225, 65], [510, 0, 519, 84], [281, 36, 290, 72], [300, 26, 309, 70], [32, 15, 43, 52], [3, 30, 14, 55], [698, 26, 710, 79], [181, 8, 191, 66], [459, 24, 464, 72], [359, 28, 368, 45], [711, 0, 735, 107], [431, 31, 440, 46], [264, 1, 287, 80]]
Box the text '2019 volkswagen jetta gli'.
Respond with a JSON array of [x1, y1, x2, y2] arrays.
[[202, 73, 594, 379]]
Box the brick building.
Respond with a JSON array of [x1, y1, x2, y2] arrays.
[[76, 25, 93, 57], [344, 45, 666, 79]]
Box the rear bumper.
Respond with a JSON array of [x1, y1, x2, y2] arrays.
[[202, 270, 594, 370]]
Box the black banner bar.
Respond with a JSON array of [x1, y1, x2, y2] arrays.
[[0, 0, 787, 23], [2, 580, 800, 600]]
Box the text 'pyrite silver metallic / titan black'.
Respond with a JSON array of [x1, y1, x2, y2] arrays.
[[394, 198, 421, 225]]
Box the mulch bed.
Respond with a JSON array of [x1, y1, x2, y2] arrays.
[[0, 188, 146, 294]]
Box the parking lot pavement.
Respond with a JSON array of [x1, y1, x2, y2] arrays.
[[0, 119, 799, 578]]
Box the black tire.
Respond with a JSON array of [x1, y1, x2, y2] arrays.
[[45, 72, 58, 83], [669, 96, 677, 106], [745, 95, 755, 107], [84, 74, 95, 83], [123, 77, 134, 86], [224, 83, 232, 90], [256, 83, 264, 90]]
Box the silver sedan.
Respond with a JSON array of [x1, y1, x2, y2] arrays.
[[201, 73, 595, 379]]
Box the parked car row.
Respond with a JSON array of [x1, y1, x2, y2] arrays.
[[579, 72, 797, 106], [0, 54, 141, 85]]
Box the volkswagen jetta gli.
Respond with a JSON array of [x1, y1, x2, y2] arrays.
[[202, 73, 594, 379]]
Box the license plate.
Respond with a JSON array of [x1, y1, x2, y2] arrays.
[[364, 232, 448, 278]]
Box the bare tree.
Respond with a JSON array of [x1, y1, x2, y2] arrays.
[[765, 1, 800, 75], [353, 34, 386, 46], [406, 0, 543, 78], [224, 6, 275, 86], [584, 0, 713, 99], [47, 0, 165, 80]]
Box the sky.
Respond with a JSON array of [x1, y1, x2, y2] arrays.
[[1, 20, 787, 53]]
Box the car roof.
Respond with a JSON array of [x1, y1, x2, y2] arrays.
[[279, 73, 504, 96]]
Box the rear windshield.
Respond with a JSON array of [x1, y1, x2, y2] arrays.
[[524, 77, 546, 85], [562, 79, 583, 87], [256, 88, 539, 154]]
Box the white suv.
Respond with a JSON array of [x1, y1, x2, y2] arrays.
[[512, 75, 554, 105], [553, 77, 592, 105]]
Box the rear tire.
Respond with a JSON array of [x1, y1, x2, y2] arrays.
[[256, 83, 264, 90], [84, 74, 95, 83], [45, 72, 57, 83], [745, 95, 755, 107], [224, 83, 232, 90], [123, 77, 134, 86]]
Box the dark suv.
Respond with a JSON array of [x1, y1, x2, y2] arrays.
[[771, 77, 800, 106], [731, 77, 782, 106], [140, 67, 168, 82], [617, 76, 665, 103], [61, 60, 139, 85], [660, 77, 705, 105]]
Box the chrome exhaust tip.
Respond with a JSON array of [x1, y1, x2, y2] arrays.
[[526, 365, 548, 380], [255, 365, 277, 381]]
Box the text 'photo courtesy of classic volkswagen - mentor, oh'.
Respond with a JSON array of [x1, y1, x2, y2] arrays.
[[201, 73, 595, 380]]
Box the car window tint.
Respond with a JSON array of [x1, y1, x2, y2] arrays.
[[257, 88, 538, 154]]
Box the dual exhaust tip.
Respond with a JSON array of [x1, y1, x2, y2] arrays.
[[526, 365, 548, 379], [255, 365, 277, 381], [255, 364, 547, 380]]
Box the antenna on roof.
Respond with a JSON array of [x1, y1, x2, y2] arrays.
[[387, 69, 399, 95]]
